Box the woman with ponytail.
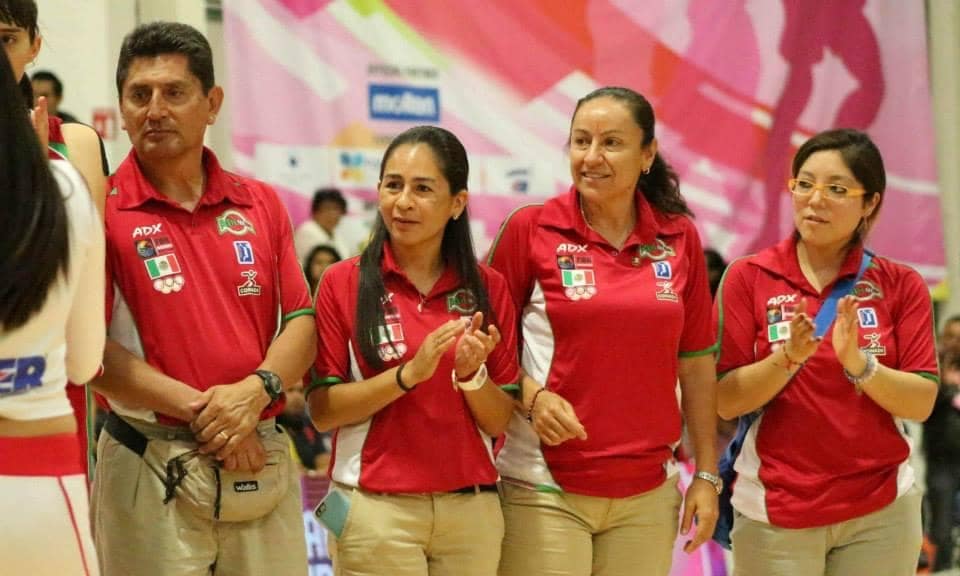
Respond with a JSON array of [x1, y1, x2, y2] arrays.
[[488, 86, 719, 576], [0, 46, 104, 574], [308, 125, 519, 576]]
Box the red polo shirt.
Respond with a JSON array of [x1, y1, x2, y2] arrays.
[[105, 149, 313, 425], [487, 186, 715, 498], [714, 235, 938, 528], [313, 244, 520, 493]]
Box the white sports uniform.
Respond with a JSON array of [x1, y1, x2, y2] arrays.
[[0, 159, 105, 575]]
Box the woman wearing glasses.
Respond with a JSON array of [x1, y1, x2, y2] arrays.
[[713, 129, 937, 575]]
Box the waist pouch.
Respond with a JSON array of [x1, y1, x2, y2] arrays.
[[105, 412, 291, 523]]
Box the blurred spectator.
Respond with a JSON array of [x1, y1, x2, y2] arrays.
[[31, 70, 78, 123], [942, 314, 960, 359], [925, 315, 960, 572], [303, 244, 341, 296], [704, 248, 727, 299], [278, 380, 330, 474], [294, 187, 351, 263]]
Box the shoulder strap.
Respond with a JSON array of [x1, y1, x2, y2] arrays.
[[812, 250, 874, 338]]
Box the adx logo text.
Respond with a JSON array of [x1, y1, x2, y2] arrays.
[[132, 223, 162, 238]]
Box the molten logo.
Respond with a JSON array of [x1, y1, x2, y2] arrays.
[[369, 84, 440, 122]]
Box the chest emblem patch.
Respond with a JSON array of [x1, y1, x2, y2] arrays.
[[234, 241, 255, 265], [377, 323, 407, 361], [860, 332, 887, 357], [237, 270, 262, 296], [857, 307, 879, 328], [145, 254, 184, 294], [767, 321, 791, 343], [217, 209, 256, 236], [653, 261, 672, 280], [447, 288, 478, 314], [637, 238, 675, 262], [853, 280, 883, 302], [655, 280, 679, 303], [561, 269, 597, 301]]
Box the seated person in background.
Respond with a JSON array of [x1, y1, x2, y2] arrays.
[[304, 244, 342, 296], [294, 187, 351, 263]]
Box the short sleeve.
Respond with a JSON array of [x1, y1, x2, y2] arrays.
[[481, 266, 521, 387], [265, 185, 313, 322], [486, 205, 539, 314], [678, 219, 716, 357], [891, 266, 938, 376], [311, 262, 354, 390], [713, 258, 759, 376]]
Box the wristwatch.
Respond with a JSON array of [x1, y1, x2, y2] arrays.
[[254, 369, 283, 403], [693, 470, 723, 495]]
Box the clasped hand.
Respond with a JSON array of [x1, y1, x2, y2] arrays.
[[188, 376, 271, 472]]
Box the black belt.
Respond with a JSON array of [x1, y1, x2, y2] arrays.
[[104, 411, 148, 457], [104, 412, 196, 504], [450, 484, 498, 494]]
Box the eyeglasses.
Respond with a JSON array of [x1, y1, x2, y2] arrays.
[[788, 178, 867, 201]]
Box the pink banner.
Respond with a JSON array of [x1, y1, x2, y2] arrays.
[[225, 0, 942, 283]]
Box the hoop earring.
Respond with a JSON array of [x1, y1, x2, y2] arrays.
[[641, 167, 650, 175]]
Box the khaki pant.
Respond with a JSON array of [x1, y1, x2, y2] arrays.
[[731, 486, 922, 576], [329, 487, 504, 576], [92, 418, 307, 576], [499, 476, 682, 576]]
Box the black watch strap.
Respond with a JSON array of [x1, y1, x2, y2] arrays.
[[255, 369, 283, 402]]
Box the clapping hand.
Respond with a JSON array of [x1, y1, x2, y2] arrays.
[[454, 312, 501, 380]]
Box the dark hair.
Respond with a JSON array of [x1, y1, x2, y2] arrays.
[[792, 129, 885, 241], [1, 0, 38, 105], [0, 0, 38, 40], [703, 248, 727, 298], [303, 244, 342, 293], [0, 48, 69, 330], [356, 125, 489, 369], [311, 187, 347, 214], [116, 21, 215, 96], [31, 70, 63, 97], [572, 86, 691, 217]]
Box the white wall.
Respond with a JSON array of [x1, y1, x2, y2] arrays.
[[31, 0, 232, 172]]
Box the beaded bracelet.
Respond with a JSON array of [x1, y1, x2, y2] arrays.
[[844, 352, 878, 394], [781, 347, 803, 372], [526, 388, 547, 422]]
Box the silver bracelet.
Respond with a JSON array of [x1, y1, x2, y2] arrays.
[[844, 352, 878, 394]]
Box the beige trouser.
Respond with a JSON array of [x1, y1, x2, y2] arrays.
[[329, 486, 504, 576], [92, 418, 308, 576], [731, 485, 923, 576], [499, 476, 682, 576]]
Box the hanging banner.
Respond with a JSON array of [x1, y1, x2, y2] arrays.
[[224, 0, 942, 279]]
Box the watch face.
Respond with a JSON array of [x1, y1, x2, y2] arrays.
[[258, 370, 282, 399]]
